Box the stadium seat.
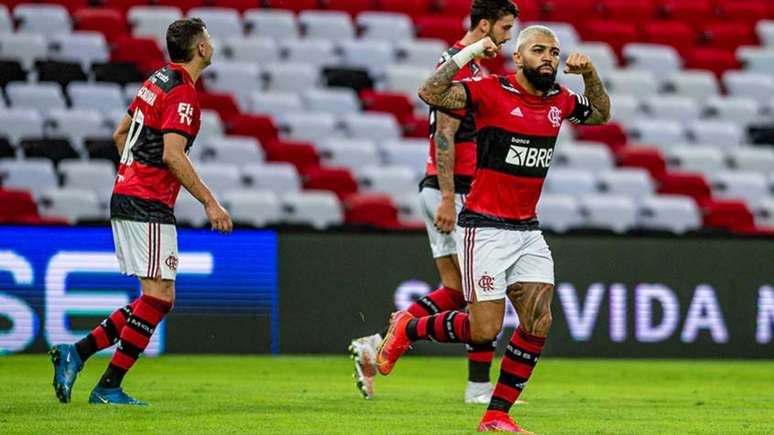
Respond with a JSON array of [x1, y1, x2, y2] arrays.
[[597, 168, 655, 197], [381, 140, 427, 176], [757, 20, 774, 46], [298, 10, 355, 41], [710, 171, 770, 205], [660, 0, 715, 30], [702, 22, 757, 51], [687, 48, 741, 79], [642, 21, 696, 55], [282, 191, 343, 229], [264, 63, 320, 92], [58, 159, 115, 202], [583, 20, 640, 56], [574, 123, 628, 150], [128, 6, 182, 44], [338, 40, 396, 77], [357, 165, 417, 196], [580, 194, 638, 233], [186, 7, 243, 40], [543, 0, 598, 25], [0, 60, 26, 87], [38, 188, 106, 223], [397, 39, 447, 69], [263, 141, 320, 172], [341, 112, 402, 141], [536, 194, 584, 233], [0, 138, 15, 159], [242, 162, 302, 194], [571, 42, 618, 74], [385, 65, 427, 102], [666, 146, 726, 176], [84, 138, 119, 165], [227, 114, 278, 144], [718, 1, 768, 26], [728, 147, 774, 173], [702, 199, 755, 231], [656, 172, 712, 203], [378, 0, 433, 18], [623, 43, 682, 76], [263, 0, 319, 13], [608, 94, 641, 125], [630, 119, 687, 147], [48, 32, 109, 69], [723, 71, 774, 104], [175, 190, 208, 227], [751, 197, 774, 227], [0, 188, 40, 223], [0, 33, 48, 69], [47, 109, 112, 150], [203, 61, 262, 110], [322, 66, 374, 93], [221, 37, 280, 64], [195, 162, 243, 197], [92, 61, 145, 85], [198, 136, 264, 165], [391, 191, 424, 226], [0, 5, 11, 33], [20, 138, 79, 166], [605, 70, 659, 98], [344, 193, 401, 228], [356, 12, 415, 42], [555, 144, 614, 171], [360, 90, 414, 123], [72, 8, 129, 43], [303, 166, 358, 200], [0, 158, 58, 197], [35, 61, 88, 88], [154, 0, 206, 12], [641, 96, 701, 122], [282, 39, 338, 67], [110, 36, 165, 74], [249, 91, 303, 118], [544, 168, 597, 195], [601, 0, 658, 24], [222, 190, 282, 227], [199, 92, 241, 123], [736, 47, 774, 73], [686, 120, 744, 148], [664, 70, 719, 101], [280, 113, 340, 142], [0, 109, 44, 145], [325, 0, 373, 17], [244, 9, 299, 40], [638, 194, 701, 233], [199, 109, 225, 141], [11, 83, 57, 120], [617, 147, 667, 179], [68, 82, 126, 113], [303, 88, 361, 115], [319, 140, 381, 169], [414, 15, 464, 45], [704, 96, 761, 127], [14, 4, 72, 36]]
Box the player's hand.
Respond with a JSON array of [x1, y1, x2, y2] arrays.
[[434, 196, 456, 234], [205, 201, 233, 233], [563, 53, 595, 75], [474, 37, 499, 60]]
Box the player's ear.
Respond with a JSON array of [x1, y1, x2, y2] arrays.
[[513, 50, 522, 68]]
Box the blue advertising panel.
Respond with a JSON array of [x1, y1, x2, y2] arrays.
[[0, 226, 278, 355]]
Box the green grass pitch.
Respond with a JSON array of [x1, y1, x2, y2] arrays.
[[1, 355, 773, 434]]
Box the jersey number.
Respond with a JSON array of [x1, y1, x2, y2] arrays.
[[120, 108, 144, 166]]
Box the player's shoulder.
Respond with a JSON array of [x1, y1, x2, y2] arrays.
[[148, 65, 193, 96], [545, 83, 575, 101]]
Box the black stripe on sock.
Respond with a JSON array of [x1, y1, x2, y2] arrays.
[[406, 319, 419, 341], [487, 395, 513, 412], [117, 339, 144, 360], [75, 334, 97, 362], [468, 360, 491, 382], [498, 371, 528, 390], [125, 315, 155, 338], [98, 364, 127, 389], [101, 318, 119, 341], [426, 314, 437, 341]]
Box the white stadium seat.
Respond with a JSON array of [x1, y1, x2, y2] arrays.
[[282, 39, 339, 66], [728, 147, 774, 173], [357, 12, 415, 42], [222, 37, 280, 64], [282, 191, 343, 229], [68, 82, 126, 113], [223, 189, 282, 227], [537, 194, 584, 233], [580, 194, 638, 233], [666, 147, 726, 176], [642, 96, 701, 123], [303, 88, 361, 115], [340, 113, 401, 141], [49, 32, 109, 69], [298, 11, 355, 42], [128, 6, 182, 44], [0, 109, 45, 145], [242, 163, 301, 194], [0, 158, 58, 197], [249, 92, 303, 118], [597, 168, 655, 197], [58, 159, 115, 203], [280, 113, 341, 142], [264, 63, 319, 92], [195, 163, 243, 197], [544, 168, 597, 196], [638, 195, 701, 234], [187, 7, 244, 40], [14, 4, 71, 36], [38, 188, 106, 223], [623, 43, 682, 76], [664, 70, 719, 101], [5, 83, 67, 116], [244, 9, 299, 40], [0, 33, 48, 69], [198, 136, 264, 165], [397, 39, 446, 69]]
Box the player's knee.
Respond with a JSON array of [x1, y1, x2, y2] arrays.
[[470, 321, 501, 344], [523, 310, 553, 337]]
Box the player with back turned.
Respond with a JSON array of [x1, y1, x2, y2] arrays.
[[49, 18, 233, 406], [377, 25, 612, 432], [349, 0, 518, 404]]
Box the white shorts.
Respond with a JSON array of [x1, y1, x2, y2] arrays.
[[457, 227, 554, 303], [111, 219, 178, 280], [419, 187, 467, 258]]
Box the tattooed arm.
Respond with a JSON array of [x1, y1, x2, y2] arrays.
[[564, 53, 611, 125], [417, 37, 497, 111], [433, 112, 461, 234]]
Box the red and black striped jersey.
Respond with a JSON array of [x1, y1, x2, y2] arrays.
[[111, 63, 201, 224], [458, 74, 592, 229], [422, 41, 482, 194]]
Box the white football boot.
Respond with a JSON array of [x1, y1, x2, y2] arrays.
[[348, 333, 382, 400]]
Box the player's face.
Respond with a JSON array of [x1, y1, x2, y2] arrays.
[[199, 29, 214, 66], [514, 34, 561, 92], [486, 14, 515, 47]]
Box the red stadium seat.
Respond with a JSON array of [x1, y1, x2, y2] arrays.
[[264, 0, 321, 13], [111, 36, 165, 75], [716, 1, 768, 26], [102, 0, 151, 12], [600, 0, 658, 24], [0, 189, 39, 223], [377, 0, 432, 18], [154, 0, 207, 12], [264, 141, 320, 173], [73, 8, 130, 44], [227, 114, 278, 144], [542, 0, 599, 25], [433, 0, 471, 17], [583, 20, 641, 56], [325, 0, 375, 17], [656, 172, 712, 203], [686, 48, 740, 79], [41, 0, 91, 13], [616, 147, 666, 178], [574, 123, 628, 150], [344, 193, 401, 228], [642, 21, 697, 55], [660, 0, 716, 30], [304, 167, 359, 200], [701, 199, 755, 232], [359, 90, 414, 123], [211, 0, 262, 12], [701, 22, 757, 51], [199, 92, 241, 122], [415, 15, 465, 45], [402, 114, 429, 138]]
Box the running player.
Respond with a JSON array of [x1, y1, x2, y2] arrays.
[[49, 18, 233, 406], [349, 0, 518, 403], [378, 25, 611, 432]]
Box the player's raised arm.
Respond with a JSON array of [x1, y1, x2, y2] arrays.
[[418, 37, 498, 110], [162, 133, 233, 233], [563, 53, 611, 125]]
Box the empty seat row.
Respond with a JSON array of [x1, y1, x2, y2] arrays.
[[610, 94, 767, 127]]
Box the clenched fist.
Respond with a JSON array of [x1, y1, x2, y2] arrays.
[[474, 37, 499, 60], [563, 53, 595, 75]]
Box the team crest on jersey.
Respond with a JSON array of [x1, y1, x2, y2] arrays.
[[548, 106, 562, 128], [165, 253, 178, 271], [478, 273, 495, 292]]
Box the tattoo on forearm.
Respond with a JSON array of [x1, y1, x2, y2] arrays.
[[419, 61, 468, 110], [435, 132, 455, 195], [582, 69, 611, 124], [507, 283, 554, 337]]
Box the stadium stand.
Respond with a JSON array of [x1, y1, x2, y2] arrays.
[[0, 0, 772, 234]]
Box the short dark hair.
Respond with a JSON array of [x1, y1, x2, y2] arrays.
[[469, 0, 519, 30], [166, 18, 207, 63]]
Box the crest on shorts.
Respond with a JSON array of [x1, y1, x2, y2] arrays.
[[478, 273, 495, 292], [165, 253, 178, 271], [548, 106, 562, 128]]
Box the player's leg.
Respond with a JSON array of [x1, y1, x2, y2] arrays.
[[90, 222, 177, 406]]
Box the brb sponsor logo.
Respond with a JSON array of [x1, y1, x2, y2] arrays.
[[505, 138, 554, 168]]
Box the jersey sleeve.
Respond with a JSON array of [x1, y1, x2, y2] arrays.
[[160, 86, 199, 139], [563, 89, 593, 125], [459, 75, 496, 116]]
